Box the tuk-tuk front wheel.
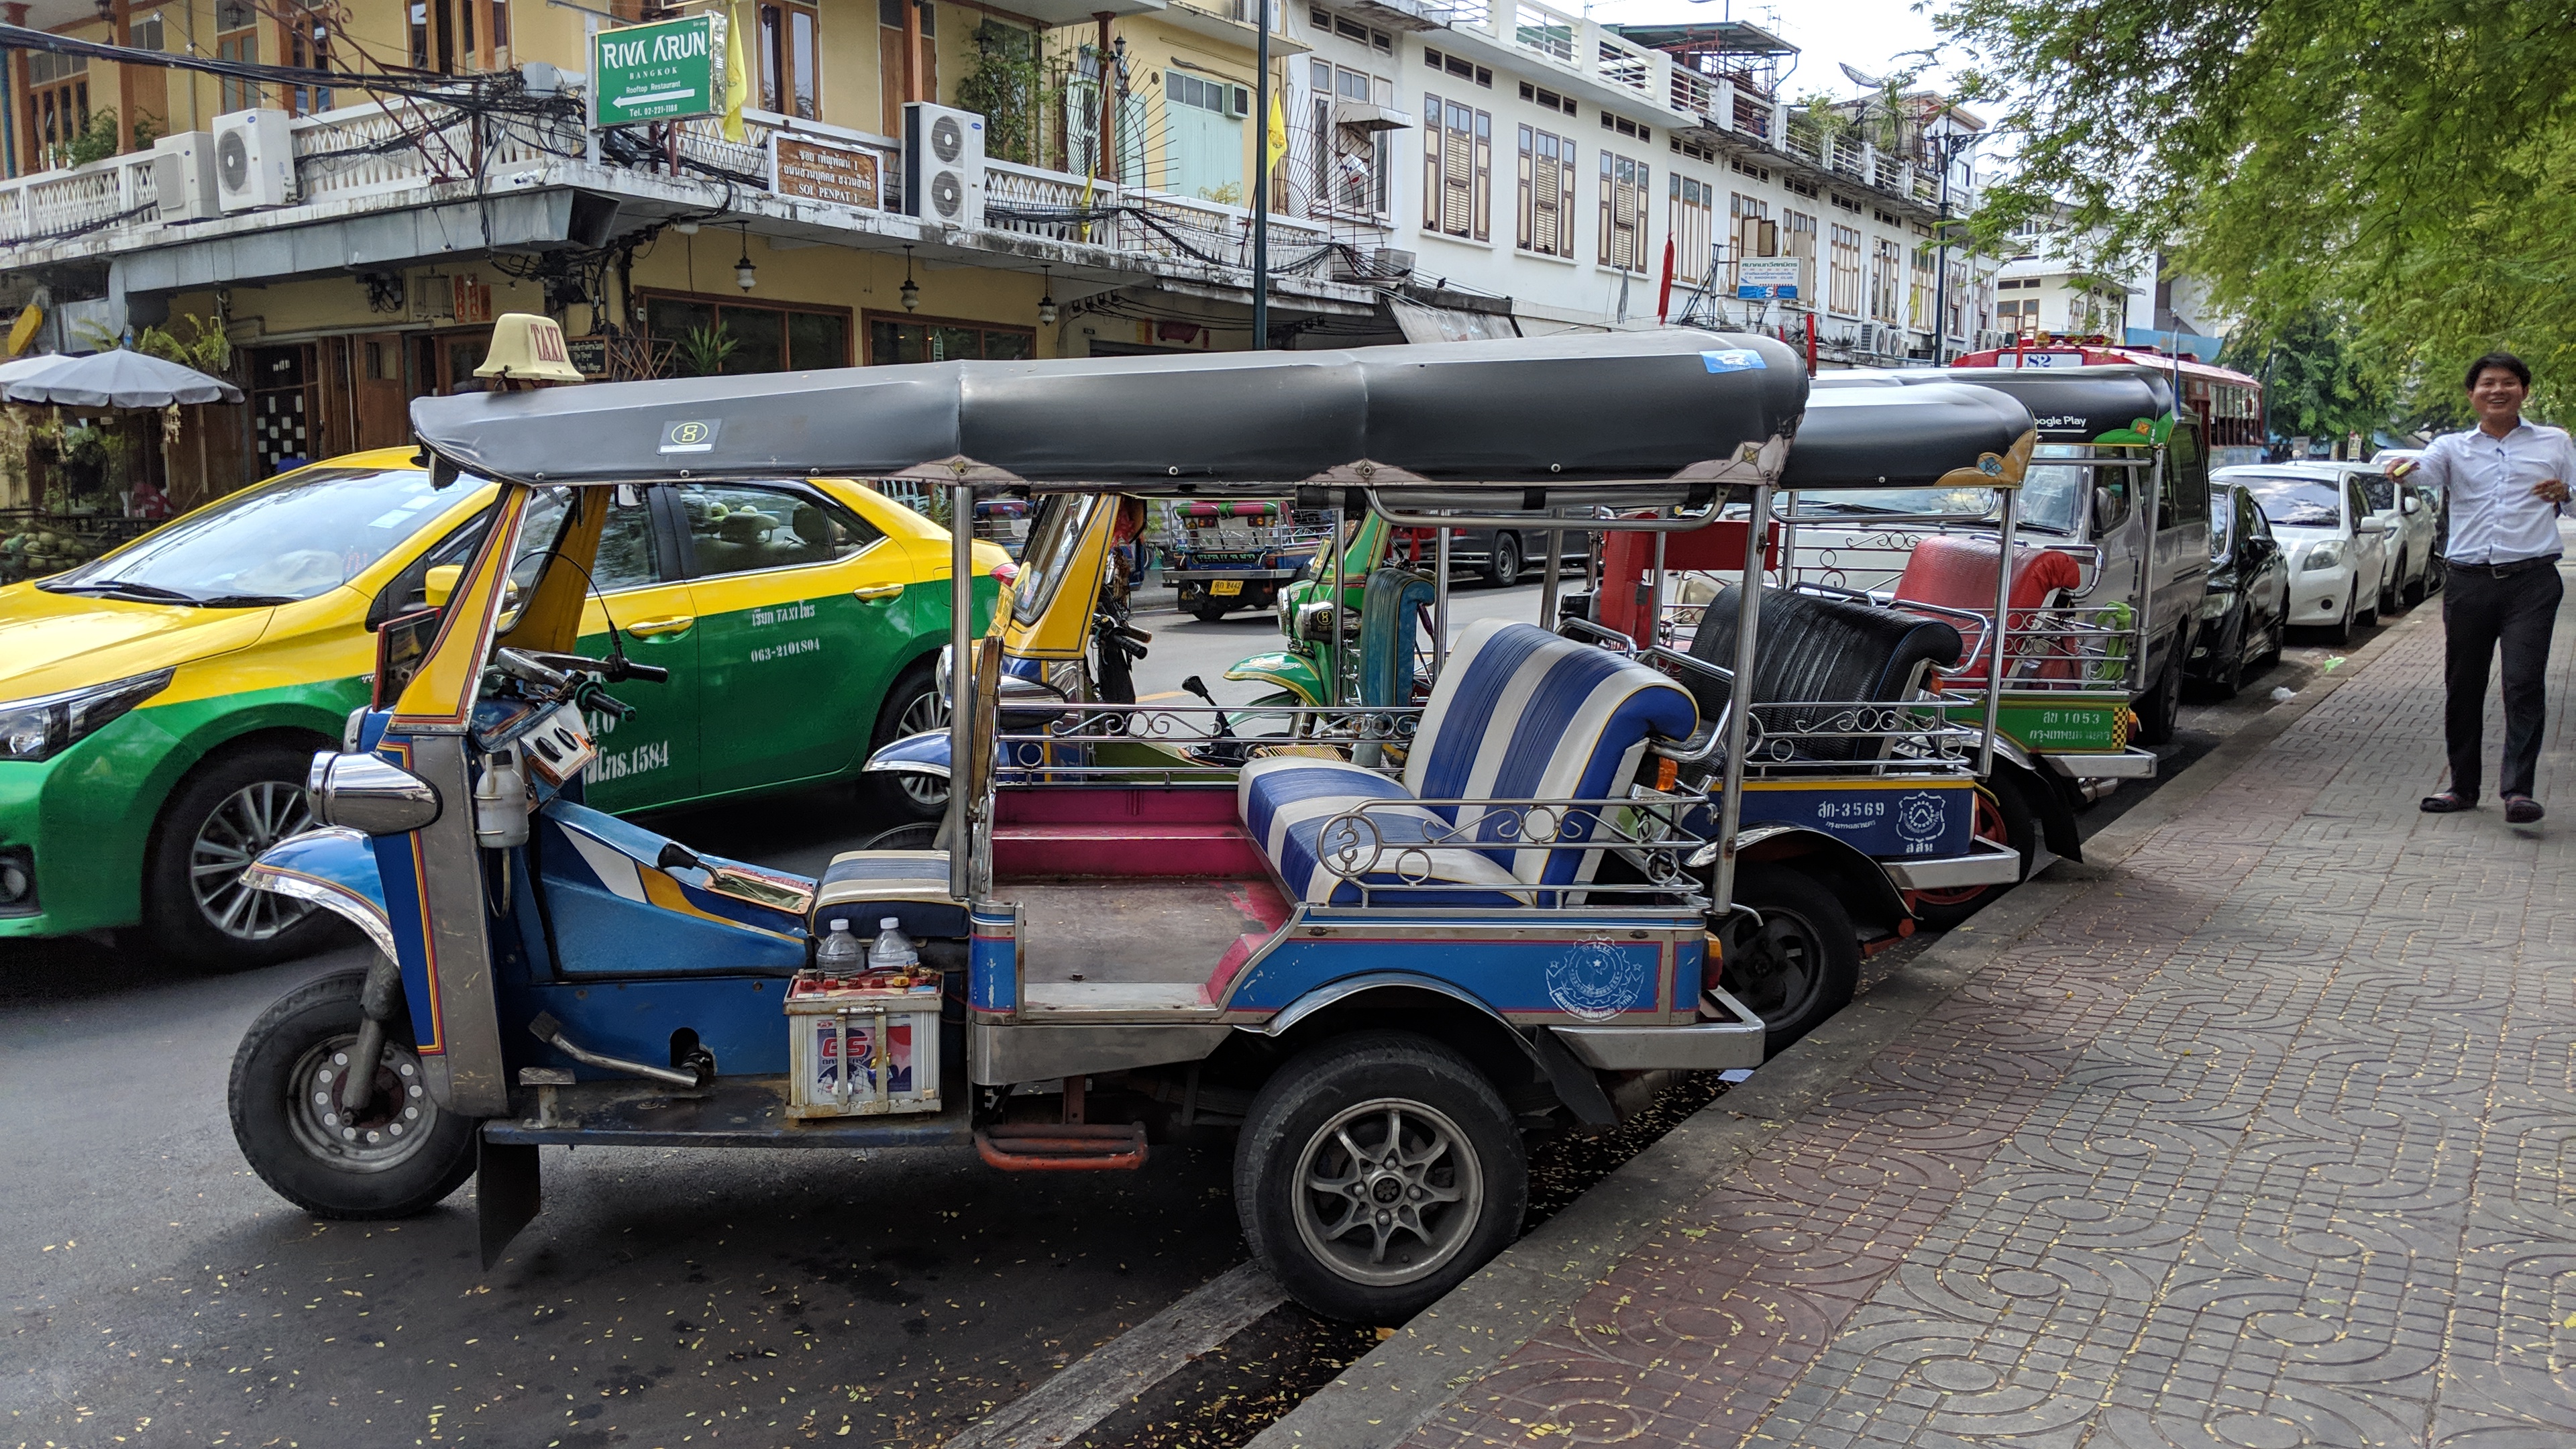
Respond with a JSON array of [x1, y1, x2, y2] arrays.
[[1236, 1032, 1526, 1323], [228, 964, 478, 1220], [1723, 865, 1862, 1057]]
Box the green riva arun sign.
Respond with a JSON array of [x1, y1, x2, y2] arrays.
[[592, 13, 727, 126]]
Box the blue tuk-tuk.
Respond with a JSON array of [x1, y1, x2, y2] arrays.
[[225, 329, 2030, 1322]]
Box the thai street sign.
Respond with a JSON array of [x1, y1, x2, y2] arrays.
[[1735, 257, 1802, 300], [592, 14, 724, 126], [771, 133, 882, 210]]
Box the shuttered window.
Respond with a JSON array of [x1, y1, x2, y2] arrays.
[[1666, 176, 1715, 282], [1828, 223, 1863, 317], [1424, 93, 1491, 240], [1517, 125, 1575, 258], [1597, 150, 1647, 272]]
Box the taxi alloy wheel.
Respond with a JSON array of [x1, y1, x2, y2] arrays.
[[193, 779, 315, 942], [865, 661, 950, 820], [147, 742, 340, 971]]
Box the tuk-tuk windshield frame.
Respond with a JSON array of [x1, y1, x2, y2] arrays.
[[1011, 494, 1104, 628]]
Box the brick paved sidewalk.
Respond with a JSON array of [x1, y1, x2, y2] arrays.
[[1389, 574, 2576, 1449]]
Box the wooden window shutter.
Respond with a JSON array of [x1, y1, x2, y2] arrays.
[[1517, 125, 1534, 250], [1424, 91, 1442, 230], [1471, 108, 1492, 241]]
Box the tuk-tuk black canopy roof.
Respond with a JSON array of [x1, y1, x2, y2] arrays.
[[1814, 364, 2176, 441], [1778, 383, 2037, 488], [411, 331, 1807, 500]]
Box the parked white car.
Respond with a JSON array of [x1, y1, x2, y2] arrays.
[[2216, 465, 2392, 643]]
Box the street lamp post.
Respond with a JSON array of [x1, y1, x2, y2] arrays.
[[1926, 122, 1980, 366], [1252, 0, 1271, 351]]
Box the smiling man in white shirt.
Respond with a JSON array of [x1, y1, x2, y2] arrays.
[[2397, 352, 2572, 822]]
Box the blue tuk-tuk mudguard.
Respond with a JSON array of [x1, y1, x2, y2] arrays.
[[865, 729, 952, 780], [1733, 824, 1913, 931], [240, 826, 395, 961]]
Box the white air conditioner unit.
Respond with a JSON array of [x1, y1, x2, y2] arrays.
[[902, 102, 985, 230], [1853, 322, 1880, 353], [213, 109, 298, 212], [1224, 84, 1252, 119], [151, 131, 221, 222]]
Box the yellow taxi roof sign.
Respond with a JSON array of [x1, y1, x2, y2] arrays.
[[474, 313, 586, 384]]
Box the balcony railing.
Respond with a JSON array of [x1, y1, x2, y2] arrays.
[[0, 151, 157, 247], [981, 157, 1330, 269]]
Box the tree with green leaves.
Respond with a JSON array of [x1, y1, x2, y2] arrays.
[[2218, 309, 2396, 450], [1940, 0, 2576, 411]]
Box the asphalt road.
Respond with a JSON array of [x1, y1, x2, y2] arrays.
[[0, 572, 2404, 1449]]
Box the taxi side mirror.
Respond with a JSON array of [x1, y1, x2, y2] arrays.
[[423, 564, 463, 607], [2401, 494, 2422, 515]]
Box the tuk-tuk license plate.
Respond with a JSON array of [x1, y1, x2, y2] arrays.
[[1210, 580, 1243, 596]]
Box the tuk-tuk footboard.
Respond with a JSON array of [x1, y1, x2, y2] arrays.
[[482, 1073, 977, 1149]]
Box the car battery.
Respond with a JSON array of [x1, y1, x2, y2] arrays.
[[785, 970, 942, 1118]]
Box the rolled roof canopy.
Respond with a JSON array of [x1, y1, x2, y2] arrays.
[[1815, 364, 2177, 443], [410, 331, 1809, 502], [1780, 383, 2040, 490]]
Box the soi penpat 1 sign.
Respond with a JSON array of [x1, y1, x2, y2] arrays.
[[593, 14, 725, 126]]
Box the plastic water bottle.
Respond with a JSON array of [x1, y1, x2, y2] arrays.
[[816, 918, 863, 971], [867, 916, 919, 973]]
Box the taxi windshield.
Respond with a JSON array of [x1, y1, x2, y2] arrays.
[[43, 467, 465, 606]]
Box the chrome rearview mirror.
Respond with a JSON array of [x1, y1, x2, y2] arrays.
[[308, 750, 441, 836]]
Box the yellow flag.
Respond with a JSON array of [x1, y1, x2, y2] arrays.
[[721, 0, 751, 143], [1265, 89, 1289, 175]]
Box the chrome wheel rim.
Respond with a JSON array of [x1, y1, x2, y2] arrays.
[[1291, 1097, 1485, 1288], [191, 780, 315, 941], [892, 687, 950, 809], [286, 1034, 438, 1173]]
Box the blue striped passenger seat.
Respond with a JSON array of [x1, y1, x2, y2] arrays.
[[1236, 620, 1699, 906]]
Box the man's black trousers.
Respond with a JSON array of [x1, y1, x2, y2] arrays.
[[2441, 560, 2563, 800]]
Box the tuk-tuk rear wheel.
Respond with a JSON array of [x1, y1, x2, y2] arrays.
[[228, 965, 478, 1220], [1724, 865, 1861, 1057], [1236, 1032, 1526, 1323]]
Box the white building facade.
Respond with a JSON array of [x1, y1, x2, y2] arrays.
[[1277, 0, 2007, 364]]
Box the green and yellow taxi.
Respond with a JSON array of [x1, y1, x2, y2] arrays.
[[0, 447, 1006, 968]]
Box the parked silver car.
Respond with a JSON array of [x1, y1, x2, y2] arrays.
[[2214, 464, 2394, 643]]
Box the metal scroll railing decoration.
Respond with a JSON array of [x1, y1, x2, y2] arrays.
[[990, 701, 1424, 784], [1314, 792, 1708, 908]]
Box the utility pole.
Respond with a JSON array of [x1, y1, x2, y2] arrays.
[[1927, 111, 1978, 366], [1251, 0, 1270, 350]]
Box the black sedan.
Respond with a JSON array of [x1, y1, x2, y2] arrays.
[[2190, 482, 2293, 696]]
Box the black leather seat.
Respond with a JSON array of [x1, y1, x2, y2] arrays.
[[1686, 585, 1965, 762]]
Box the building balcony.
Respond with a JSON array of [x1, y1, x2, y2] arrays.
[[0, 92, 1370, 316]]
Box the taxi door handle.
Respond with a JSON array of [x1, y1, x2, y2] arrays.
[[625, 614, 696, 638], [851, 584, 905, 602]]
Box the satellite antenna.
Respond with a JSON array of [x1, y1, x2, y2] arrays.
[[1839, 62, 1884, 89]]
